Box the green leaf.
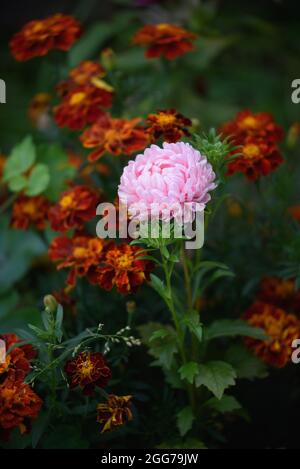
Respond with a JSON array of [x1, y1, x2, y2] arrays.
[[204, 395, 241, 414], [195, 361, 236, 400], [182, 310, 203, 342], [150, 273, 171, 300], [8, 175, 27, 192], [138, 322, 178, 369], [225, 344, 268, 380], [149, 329, 170, 342], [204, 319, 267, 342], [179, 362, 200, 384], [31, 412, 50, 448], [25, 163, 50, 196], [68, 22, 114, 66], [176, 406, 194, 436], [4, 135, 36, 181]]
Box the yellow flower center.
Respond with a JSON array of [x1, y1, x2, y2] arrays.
[[241, 116, 258, 129], [78, 359, 94, 376], [60, 194, 74, 209], [116, 254, 133, 269], [73, 247, 88, 259], [156, 113, 176, 126], [23, 201, 37, 215], [69, 92, 86, 106], [243, 143, 260, 159]]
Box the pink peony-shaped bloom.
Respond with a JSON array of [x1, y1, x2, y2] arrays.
[[118, 142, 217, 222]]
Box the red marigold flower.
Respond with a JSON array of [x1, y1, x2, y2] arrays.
[[48, 234, 105, 287], [146, 109, 192, 143], [0, 375, 42, 437], [97, 394, 133, 433], [10, 14, 82, 62], [54, 84, 113, 130], [11, 195, 51, 230], [64, 352, 111, 395], [220, 110, 284, 145], [80, 114, 149, 162], [57, 60, 111, 97], [48, 185, 100, 232], [243, 302, 300, 368], [96, 243, 153, 294], [0, 334, 36, 383], [258, 277, 300, 316], [132, 23, 197, 60], [226, 137, 284, 181]]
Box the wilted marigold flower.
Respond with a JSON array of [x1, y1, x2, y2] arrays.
[[64, 352, 111, 395], [97, 395, 133, 433], [28, 93, 52, 129], [146, 109, 192, 143], [54, 84, 113, 130], [10, 14, 82, 61], [226, 137, 284, 181], [243, 302, 300, 368], [48, 185, 100, 232], [0, 375, 42, 437], [48, 234, 105, 287], [96, 243, 152, 294], [81, 114, 149, 162], [258, 277, 300, 315], [0, 334, 36, 383], [132, 23, 196, 60], [11, 195, 51, 230]]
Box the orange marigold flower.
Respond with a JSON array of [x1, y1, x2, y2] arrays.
[[54, 84, 113, 130], [48, 234, 105, 287], [258, 277, 300, 315], [97, 395, 133, 433], [220, 110, 284, 145], [0, 334, 36, 383], [226, 137, 284, 181], [96, 243, 152, 294], [64, 352, 111, 395], [0, 375, 42, 437], [28, 93, 52, 129], [243, 302, 300, 368], [80, 114, 149, 162], [10, 14, 82, 61], [146, 109, 192, 143], [48, 185, 100, 232], [288, 205, 300, 225], [11, 195, 51, 230], [132, 23, 197, 60]]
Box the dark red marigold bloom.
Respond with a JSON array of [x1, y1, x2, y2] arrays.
[[220, 109, 284, 145], [48, 185, 100, 232], [54, 84, 113, 130], [57, 60, 110, 97], [0, 333, 36, 383], [11, 195, 51, 230], [80, 114, 149, 162], [48, 234, 105, 287], [146, 109, 192, 142], [258, 277, 300, 316], [0, 375, 42, 437], [64, 352, 111, 395], [243, 302, 300, 368], [226, 137, 284, 181], [96, 243, 152, 294], [132, 23, 197, 60], [97, 395, 133, 433], [10, 14, 82, 61]]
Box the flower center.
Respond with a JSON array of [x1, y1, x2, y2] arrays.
[[115, 254, 133, 269], [60, 194, 74, 209], [73, 247, 88, 259], [156, 113, 176, 126], [23, 201, 37, 215], [240, 116, 258, 129], [78, 359, 94, 377], [243, 143, 260, 159], [69, 92, 86, 106]]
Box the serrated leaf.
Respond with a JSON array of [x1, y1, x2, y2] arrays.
[[204, 319, 267, 342], [4, 136, 36, 181], [195, 361, 236, 400], [138, 322, 178, 369], [25, 164, 50, 196], [8, 175, 28, 192], [182, 310, 203, 342], [177, 406, 194, 436], [179, 362, 200, 384], [225, 344, 268, 380], [204, 395, 241, 414]]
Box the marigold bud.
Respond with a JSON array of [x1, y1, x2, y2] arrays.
[[43, 294, 58, 314]]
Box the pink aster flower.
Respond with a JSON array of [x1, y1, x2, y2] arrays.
[[118, 142, 216, 222]]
